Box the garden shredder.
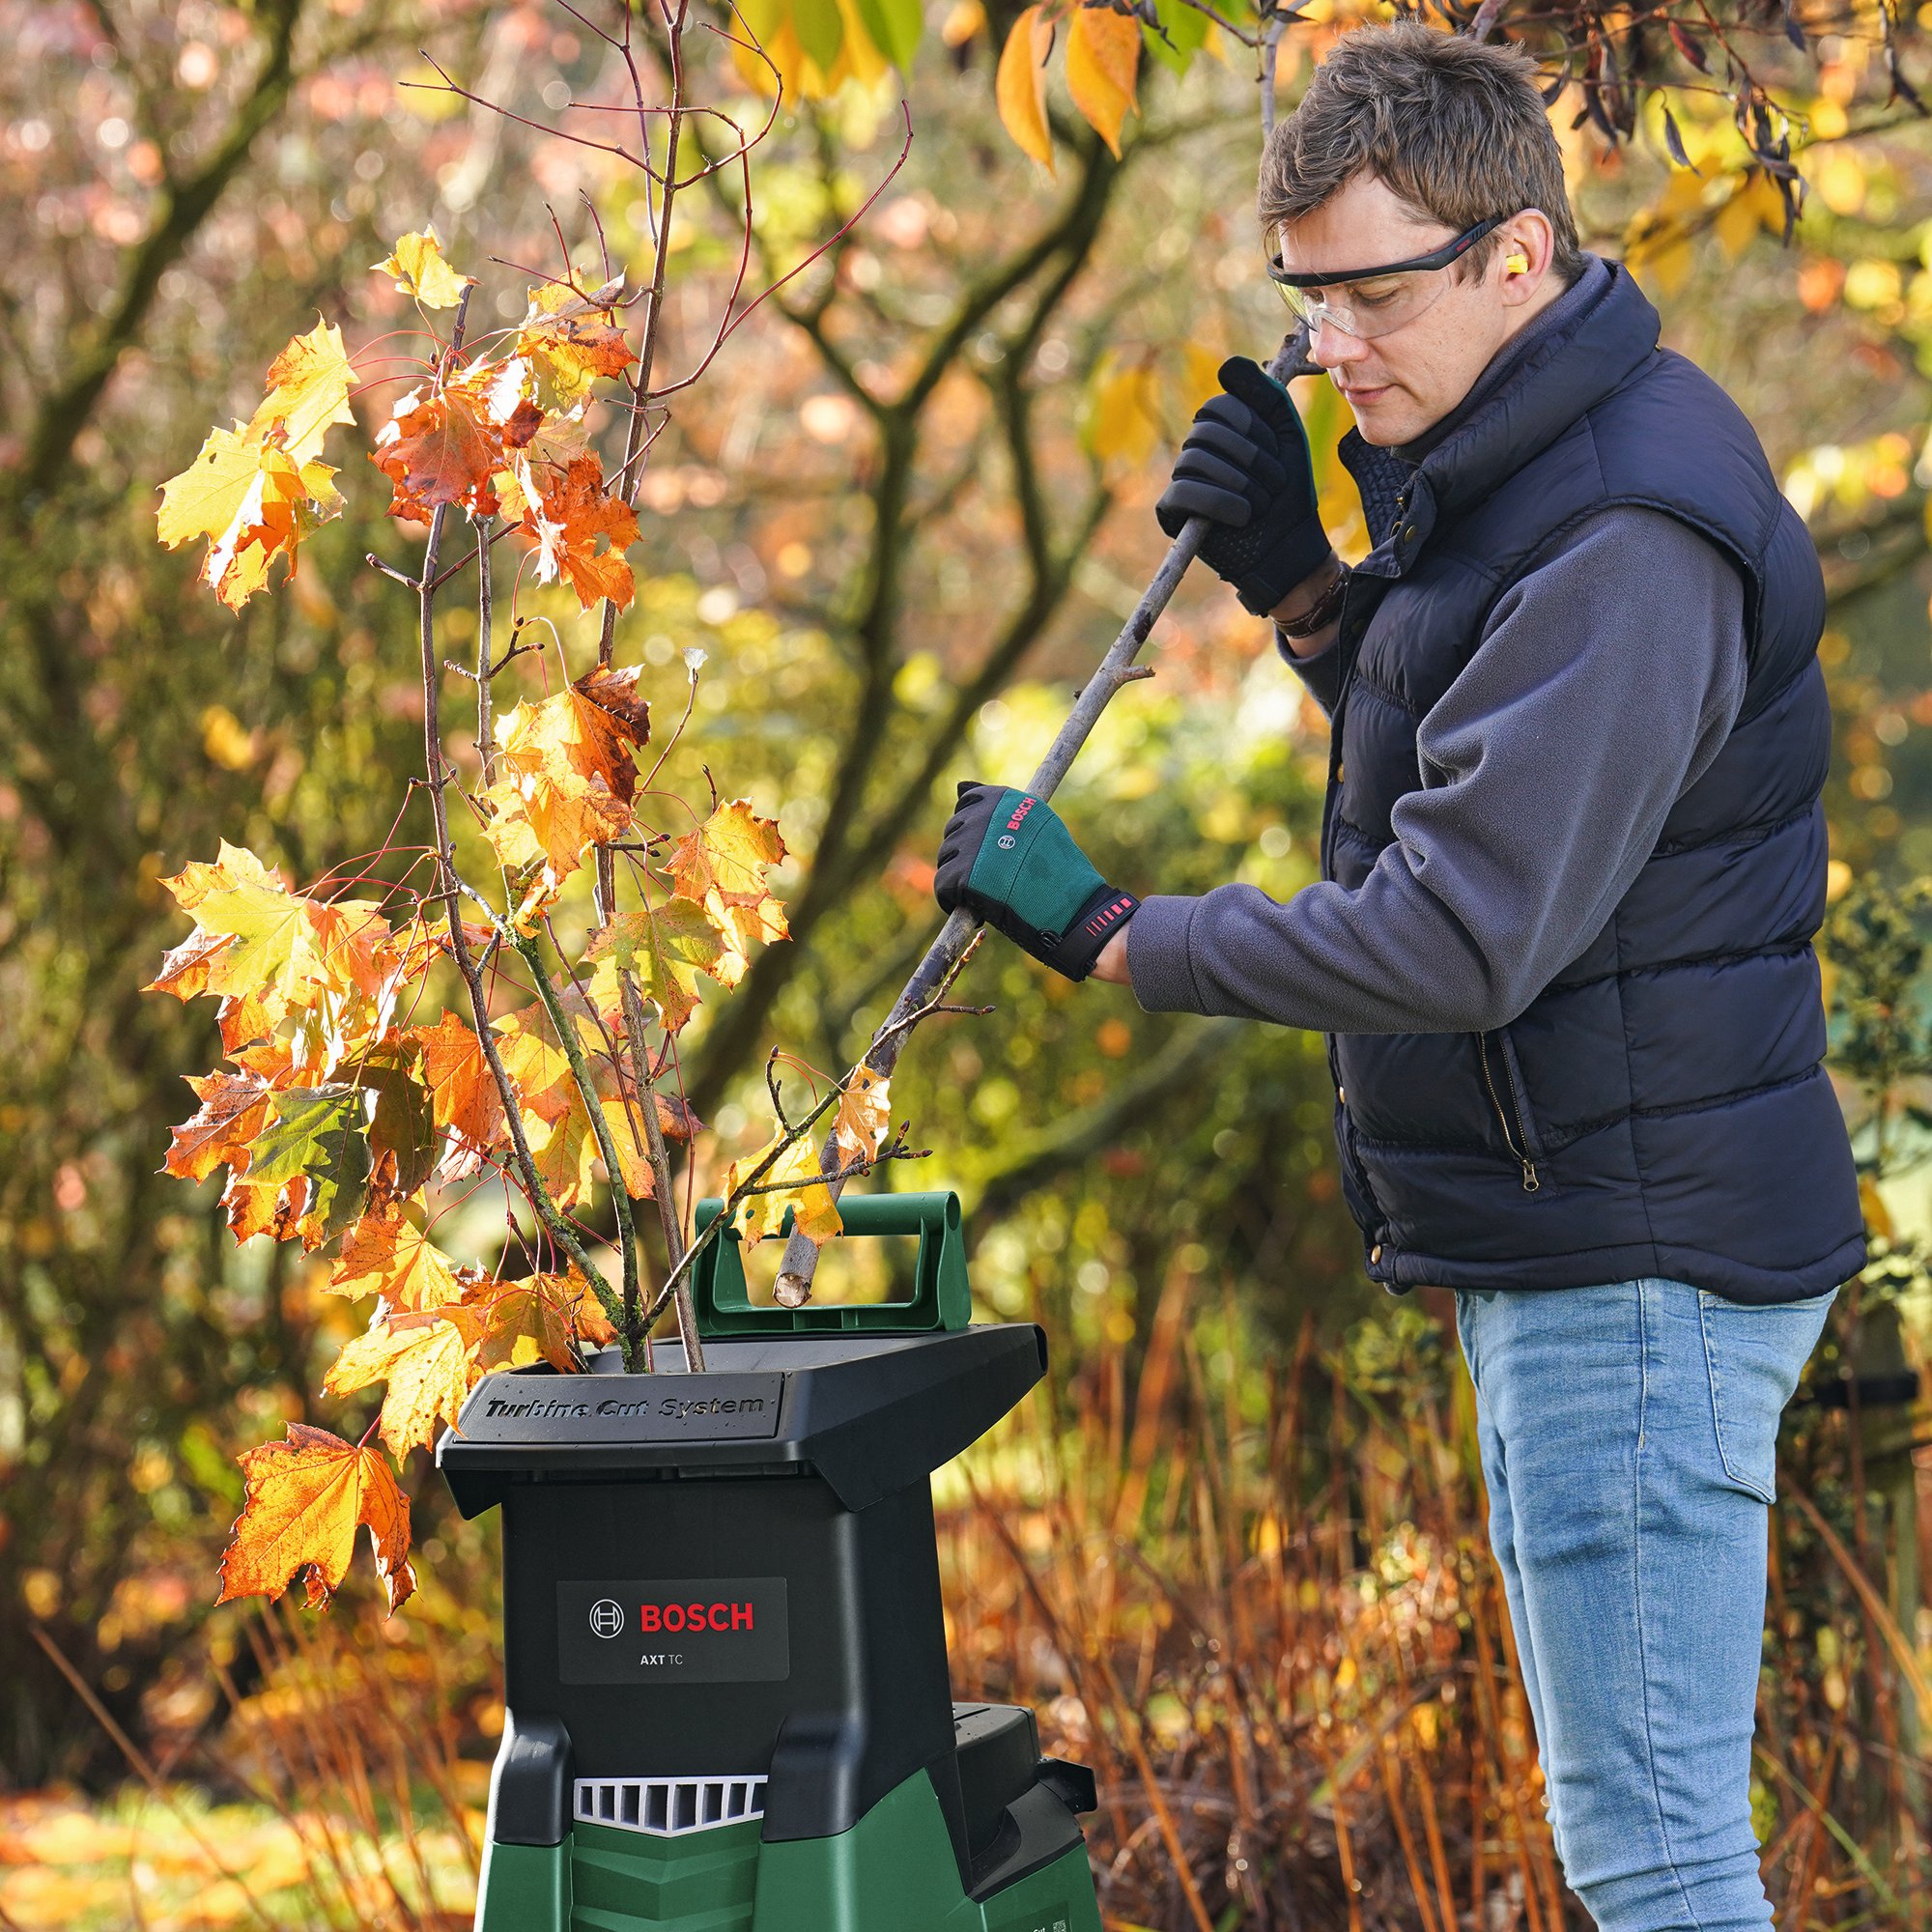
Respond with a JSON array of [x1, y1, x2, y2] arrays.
[[439, 1190, 1104, 1932]]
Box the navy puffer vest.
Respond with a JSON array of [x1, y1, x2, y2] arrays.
[[1325, 264, 1863, 1306]]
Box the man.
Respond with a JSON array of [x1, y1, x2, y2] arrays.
[[931, 21, 1862, 1930]]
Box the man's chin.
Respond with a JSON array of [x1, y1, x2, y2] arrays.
[[1341, 389, 1422, 445]]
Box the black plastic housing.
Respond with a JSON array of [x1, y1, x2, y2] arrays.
[[438, 1323, 1054, 1891]]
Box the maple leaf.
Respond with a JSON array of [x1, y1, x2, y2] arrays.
[[246, 319, 358, 465], [496, 670, 649, 809], [164, 1070, 275, 1183], [410, 1012, 507, 1161], [479, 760, 633, 890], [158, 843, 393, 1018], [584, 897, 726, 1037], [217, 1424, 414, 1612], [370, 375, 513, 522], [328, 1209, 468, 1311], [832, 1065, 892, 1167], [493, 1011, 576, 1123], [514, 280, 636, 413], [356, 1053, 438, 1201], [245, 1086, 370, 1248], [665, 800, 790, 985], [471, 1268, 615, 1373], [373, 228, 472, 309], [527, 1104, 597, 1209], [323, 1303, 481, 1460], [723, 1132, 842, 1250], [500, 453, 640, 612], [157, 424, 341, 609]]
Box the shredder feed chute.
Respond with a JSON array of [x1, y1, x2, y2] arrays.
[[438, 1191, 1104, 1932]]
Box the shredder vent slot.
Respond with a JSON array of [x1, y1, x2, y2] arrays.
[[572, 1776, 767, 1838]]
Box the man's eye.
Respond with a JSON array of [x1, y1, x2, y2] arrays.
[[1350, 284, 1403, 307]]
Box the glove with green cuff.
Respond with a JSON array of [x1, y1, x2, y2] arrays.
[[933, 781, 1138, 981]]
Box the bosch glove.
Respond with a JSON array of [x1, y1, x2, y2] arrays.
[[933, 782, 1138, 982], [1155, 355, 1331, 617]]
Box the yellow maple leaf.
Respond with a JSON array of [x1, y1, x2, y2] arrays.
[[832, 1065, 892, 1166], [373, 228, 473, 309], [246, 319, 358, 465], [1083, 349, 1163, 470], [723, 1132, 842, 1249], [514, 281, 637, 413], [665, 800, 789, 982], [327, 1210, 469, 1311], [217, 1424, 414, 1612], [157, 425, 341, 610], [996, 5, 1055, 171], [495, 671, 649, 809], [479, 765, 633, 890], [322, 1304, 480, 1460], [1065, 4, 1140, 160], [584, 897, 727, 1037]]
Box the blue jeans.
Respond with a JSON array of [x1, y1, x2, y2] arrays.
[[1454, 1278, 1836, 1931]]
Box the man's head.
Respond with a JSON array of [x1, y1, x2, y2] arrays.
[[1260, 23, 1585, 446]]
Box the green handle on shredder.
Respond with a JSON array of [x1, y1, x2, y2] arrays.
[[691, 1190, 972, 1336]]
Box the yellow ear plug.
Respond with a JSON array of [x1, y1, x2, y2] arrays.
[[1505, 251, 1530, 273]]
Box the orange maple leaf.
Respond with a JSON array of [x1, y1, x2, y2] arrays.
[[164, 1069, 276, 1183], [513, 280, 637, 412], [370, 373, 528, 522], [501, 453, 639, 612], [832, 1065, 893, 1167], [665, 800, 790, 986], [328, 1210, 469, 1311], [495, 669, 649, 809], [470, 1268, 616, 1371], [217, 1424, 414, 1612], [410, 1012, 506, 1161]]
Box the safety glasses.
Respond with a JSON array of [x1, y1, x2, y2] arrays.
[[1264, 213, 1511, 341]]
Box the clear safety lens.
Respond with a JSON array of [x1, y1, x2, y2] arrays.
[[1269, 268, 1458, 343]]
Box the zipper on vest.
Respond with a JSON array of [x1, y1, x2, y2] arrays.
[[1477, 1032, 1541, 1193]]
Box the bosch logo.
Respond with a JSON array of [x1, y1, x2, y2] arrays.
[[588, 1600, 625, 1638], [997, 835, 1016, 850], [640, 1600, 755, 1634], [1003, 798, 1036, 834]]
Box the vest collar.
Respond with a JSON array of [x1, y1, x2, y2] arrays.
[[1339, 260, 1662, 579]]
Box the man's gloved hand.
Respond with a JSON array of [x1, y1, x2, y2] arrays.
[[1155, 355, 1332, 616], [933, 782, 1138, 982]]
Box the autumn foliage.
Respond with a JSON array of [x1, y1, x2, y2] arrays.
[[148, 63, 919, 1607]]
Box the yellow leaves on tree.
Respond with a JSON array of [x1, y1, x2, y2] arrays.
[[1065, 5, 1140, 159], [832, 1065, 893, 1166], [724, 1132, 843, 1250], [479, 669, 652, 920], [666, 800, 790, 987], [585, 896, 727, 1037], [217, 1425, 415, 1613], [373, 227, 473, 309], [998, 3, 1141, 169], [157, 320, 355, 609], [513, 281, 637, 414], [323, 1302, 481, 1461], [997, 5, 1055, 171]]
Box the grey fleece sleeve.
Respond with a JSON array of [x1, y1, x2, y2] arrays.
[[1125, 507, 1747, 1034]]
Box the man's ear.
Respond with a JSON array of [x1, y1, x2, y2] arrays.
[[1498, 209, 1557, 305]]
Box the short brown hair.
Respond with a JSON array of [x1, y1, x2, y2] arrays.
[[1259, 22, 1584, 286]]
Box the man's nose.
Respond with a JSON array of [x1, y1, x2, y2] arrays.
[[1307, 315, 1366, 368]]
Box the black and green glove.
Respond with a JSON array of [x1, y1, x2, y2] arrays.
[[1155, 355, 1331, 617], [933, 781, 1138, 982]]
